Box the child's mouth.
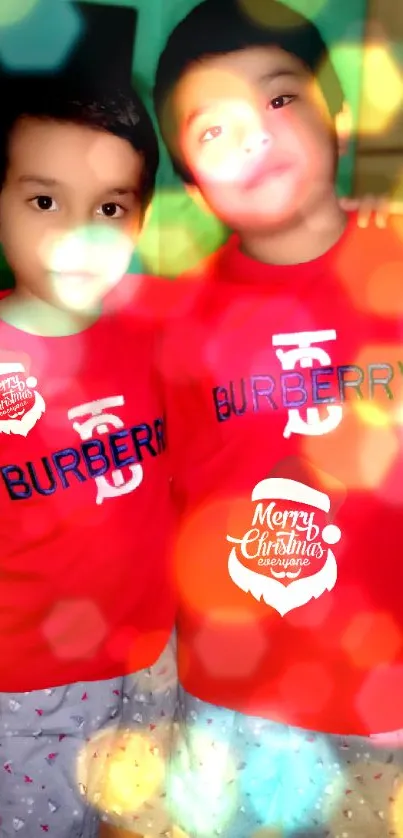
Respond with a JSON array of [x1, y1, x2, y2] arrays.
[[50, 271, 104, 304], [50, 271, 104, 295], [242, 157, 294, 190], [52, 271, 98, 281]]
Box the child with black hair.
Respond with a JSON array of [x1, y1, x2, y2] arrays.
[[0, 77, 175, 838], [154, 1, 403, 835]]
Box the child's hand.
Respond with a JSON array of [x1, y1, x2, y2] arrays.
[[340, 194, 403, 228]]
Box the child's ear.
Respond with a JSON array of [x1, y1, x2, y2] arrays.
[[335, 101, 353, 157], [184, 184, 212, 215]]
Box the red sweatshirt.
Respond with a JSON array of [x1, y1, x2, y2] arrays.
[[162, 211, 403, 735], [0, 276, 174, 691]]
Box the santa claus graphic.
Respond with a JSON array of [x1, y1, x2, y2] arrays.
[[0, 362, 45, 436], [227, 476, 342, 616]]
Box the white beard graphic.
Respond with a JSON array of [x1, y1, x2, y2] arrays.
[[228, 546, 337, 616], [0, 392, 46, 437]]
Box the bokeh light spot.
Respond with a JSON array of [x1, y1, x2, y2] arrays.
[[144, 224, 202, 277], [41, 224, 133, 312], [366, 261, 403, 316], [281, 0, 327, 18], [353, 343, 403, 428], [246, 724, 343, 831], [284, 590, 333, 628], [329, 41, 403, 137], [353, 401, 390, 428], [328, 43, 362, 91], [0, 0, 82, 72], [106, 625, 140, 664], [342, 611, 402, 669], [238, 0, 327, 27], [172, 828, 190, 838], [336, 221, 403, 314], [392, 781, 403, 835], [43, 598, 107, 660], [359, 43, 403, 135], [278, 661, 332, 716], [357, 664, 403, 731], [77, 728, 164, 816], [195, 612, 266, 678], [358, 425, 398, 490], [168, 727, 237, 836], [175, 499, 243, 614], [390, 225, 403, 264], [333, 39, 403, 135], [169, 712, 344, 836], [304, 416, 398, 491], [0, 0, 39, 27], [105, 628, 172, 681], [138, 190, 224, 277]]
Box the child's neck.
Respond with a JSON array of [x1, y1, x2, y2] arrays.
[[0, 289, 101, 336], [239, 198, 347, 267]]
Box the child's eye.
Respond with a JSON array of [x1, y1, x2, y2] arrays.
[[200, 125, 223, 143], [97, 202, 125, 219], [268, 94, 297, 110], [30, 195, 58, 212]]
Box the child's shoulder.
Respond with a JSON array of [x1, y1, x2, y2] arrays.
[[342, 208, 403, 261], [334, 210, 403, 318], [342, 203, 403, 248]]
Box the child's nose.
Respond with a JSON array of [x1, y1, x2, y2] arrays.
[[68, 211, 94, 229], [243, 132, 272, 154]]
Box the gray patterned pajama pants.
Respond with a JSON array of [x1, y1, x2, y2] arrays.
[[0, 637, 177, 837], [168, 688, 403, 838]]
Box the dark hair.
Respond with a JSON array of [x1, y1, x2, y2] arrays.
[[154, 0, 344, 182], [0, 75, 159, 208]]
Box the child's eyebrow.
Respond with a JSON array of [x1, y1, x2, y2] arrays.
[[259, 69, 301, 84], [186, 107, 211, 127], [185, 69, 301, 126], [109, 188, 138, 196], [18, 175, 58, 186], [18, 177, 138, 197]]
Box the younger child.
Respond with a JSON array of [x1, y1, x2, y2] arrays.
[[0, 77, 176, 838], [154, 1, 403, 835]]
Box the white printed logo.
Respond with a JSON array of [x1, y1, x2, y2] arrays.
[[273, 329, 343, 438], [68, 396, 143, 505], [0, 362, 45, 436], [227, 477, 341, 616]]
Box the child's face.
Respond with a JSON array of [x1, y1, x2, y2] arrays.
[[171, 46, 340, 232], [0, 117, 144, 311]]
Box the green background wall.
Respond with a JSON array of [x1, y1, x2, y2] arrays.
[[0, 0, 368, 284]]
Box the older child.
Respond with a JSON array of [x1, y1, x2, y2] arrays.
[[154, 1, 403, 835]]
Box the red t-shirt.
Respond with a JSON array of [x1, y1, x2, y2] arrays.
[[162, 211, 403, 735], [0, 276, 174, 691]]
